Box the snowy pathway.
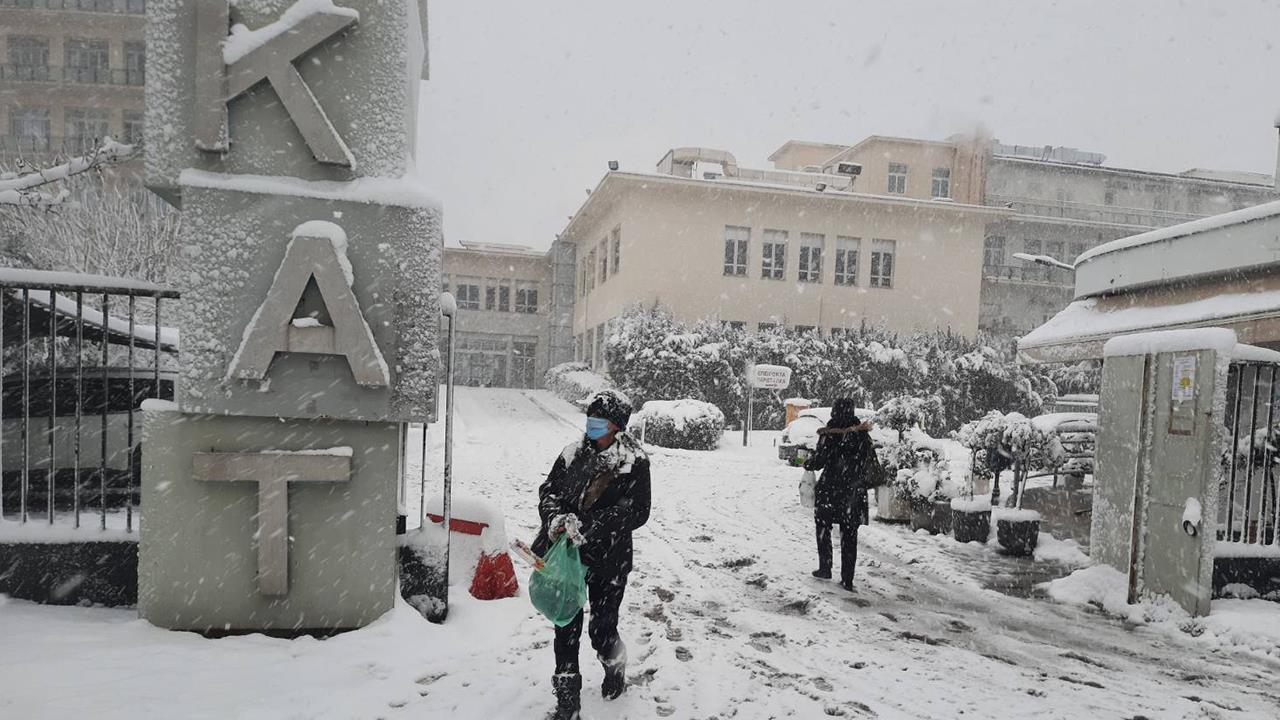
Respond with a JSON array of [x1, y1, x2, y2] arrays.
[[2, 387, 1278, 719]]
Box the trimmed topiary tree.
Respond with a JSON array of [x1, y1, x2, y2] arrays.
[[633, 399, 726, 451]]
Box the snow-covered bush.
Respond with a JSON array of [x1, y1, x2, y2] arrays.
[[875, 395, 943, 440], [604, 306, 1055, 434], [633, 399, 726, 451], [958, 411, 1065, 508], [544, 362, 612, 407]]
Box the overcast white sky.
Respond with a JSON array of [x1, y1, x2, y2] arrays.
[[415, 0, 1280, 251]]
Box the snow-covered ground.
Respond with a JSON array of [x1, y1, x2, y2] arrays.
[[3, 387, 1279, 719]]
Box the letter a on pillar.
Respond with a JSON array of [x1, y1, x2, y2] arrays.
[[228, 221, 390, 387]]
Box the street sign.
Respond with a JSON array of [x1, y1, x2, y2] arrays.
[[748, 364, 792, 389]]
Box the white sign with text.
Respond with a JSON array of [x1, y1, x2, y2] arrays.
[[748, 364, 792, 389]]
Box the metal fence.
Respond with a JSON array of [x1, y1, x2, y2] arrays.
[[0, 269, 178, 531], [1220, 361, 1279, 546]]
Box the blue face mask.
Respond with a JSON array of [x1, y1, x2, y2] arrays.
[[586, 417, 611, 440]]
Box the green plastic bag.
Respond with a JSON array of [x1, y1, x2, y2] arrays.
[[529, 535, 589, 627]]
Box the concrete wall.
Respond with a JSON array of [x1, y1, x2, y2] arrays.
[[562, 173, 999, 349]]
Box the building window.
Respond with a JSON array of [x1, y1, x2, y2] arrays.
[[870, 239, 895, 288], [1046, 240, 1065, 261], [7, 36, 50, 81], [126, 0, 147, 13], [585, 329, 594, 366], [598, 239, 608, 283], [512, 340, 538, 388], [455, 280, 481, 310], [758, 322, 779, 332], [931, 168, 951, 198], [887, 163, 907, 194], [125, 41, 146, 86], [798, 233, 823, 283], [1069, 242, 1087, 261], [574, 334, 582, 362], [795, 325, 816, 335], [723, 225, 749, 276], [123, 111, 144, 146], [587, 250, 597, 290], [834, 236, 859, 286], [610, 226, 621, 275], [1023, 238, 1042, 255], [983, 236, 1006, 267], [64, 38, 110, 84], [761, 229, 787, 280], [515, 282, 539, 314], [64, 107, 110, 154], [578, 260, 587, 298], [1104, 189, 1116, 206], [8, 107, 51, 152], [595, 323, 606, 369], [727, 321, 746, 331]]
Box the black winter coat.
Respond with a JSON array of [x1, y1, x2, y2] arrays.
[[804, 428, 875, 525], [532, 437, 652, 574]]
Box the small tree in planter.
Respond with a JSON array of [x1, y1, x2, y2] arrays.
[[993, 413, 1065, 555], [873, 439, 917, 523], [952, 411, 1007, 543], [904, 444, 954, 535]]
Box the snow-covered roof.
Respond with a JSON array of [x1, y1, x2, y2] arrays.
[[1179, 168, 1276, 186], [1017, 290, 1280, 363], [454, 241, 546, 257], [1072, 199, 1280, 299]]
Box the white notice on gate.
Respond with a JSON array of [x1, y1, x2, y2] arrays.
[[1172, 355, 1196, 402]]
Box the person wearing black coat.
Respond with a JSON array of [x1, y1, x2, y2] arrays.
[[532, 390, 651, 720], [803, 397, 875, 591]]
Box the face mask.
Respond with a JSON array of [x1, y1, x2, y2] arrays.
[[586, 417, 611, 440]]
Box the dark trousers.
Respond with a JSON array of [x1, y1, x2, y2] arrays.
[[816, 517, 858, 583], [554, 566, 628, 674]]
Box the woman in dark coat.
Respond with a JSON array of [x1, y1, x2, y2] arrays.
[[803, 397, 875, 590], [532, 390, 651, 720]]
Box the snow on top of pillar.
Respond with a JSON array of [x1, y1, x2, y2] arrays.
[[1102, 328, 1238, 358], [223, 0, 361, 64], [178, 169, 440, 209]]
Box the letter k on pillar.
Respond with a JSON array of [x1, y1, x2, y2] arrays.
[[194, 0, 359, 166]]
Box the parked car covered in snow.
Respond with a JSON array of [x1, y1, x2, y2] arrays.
[[778, 406, 888, 463]]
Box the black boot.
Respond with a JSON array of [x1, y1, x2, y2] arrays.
[[811, 568, 832, 579], [600, 641, 627, 700], [550, 672, 581, 720]]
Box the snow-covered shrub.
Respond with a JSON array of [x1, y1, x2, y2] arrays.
[[544, 362, 612, 407], [1050, 360, 1102, 396], [633, 399, 726, 451], [959, 411, 1065, 508], [875, 395, 943, 440]]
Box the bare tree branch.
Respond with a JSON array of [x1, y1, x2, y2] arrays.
[[0, 138, 136, 206]]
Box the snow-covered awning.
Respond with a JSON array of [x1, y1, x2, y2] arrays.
[[1017, 289, 1280, 364]]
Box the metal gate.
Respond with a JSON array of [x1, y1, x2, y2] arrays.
[[1220, 360, 1279, 547]]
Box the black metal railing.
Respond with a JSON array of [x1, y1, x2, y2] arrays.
[[0, 269, 178, 532], [0, 64, 145, 86], [1220, 361, 1279, 546], [0, 0, 146, 14]]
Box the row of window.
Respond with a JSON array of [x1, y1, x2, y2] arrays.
[[574, 321, 610, 370], [1, 0, 147, 13], [442, 275, 540, 314], [5, 106, 142, 148], [3, 35, 146, 85], [723, 227, 896, 288], [579, 226, 621, 298], [886, 163, 951, 198]]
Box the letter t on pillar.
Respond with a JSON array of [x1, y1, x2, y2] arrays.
[[194, 0, 230, 152]]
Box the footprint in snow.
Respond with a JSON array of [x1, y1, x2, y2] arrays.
[[675, 646, 692, 662]]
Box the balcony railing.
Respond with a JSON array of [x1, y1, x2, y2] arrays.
[[0, 0, 146, 14], [982, 264, 1073, 286], [0, 64, 144, 86], [0, 135, 144, 164], [728, 167, 855, 191], [987, 192, 1205, 229]]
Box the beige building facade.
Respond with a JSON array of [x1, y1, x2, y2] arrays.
[[442, 242, 558, 388], [560, 140, 1009, 368], [0, 0, 145, 169]]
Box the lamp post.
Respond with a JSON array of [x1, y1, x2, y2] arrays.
[[1011, 251, 1075, 272], [438, 291, 458, 621]]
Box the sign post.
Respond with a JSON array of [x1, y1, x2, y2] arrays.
[[743, 364, 792, 447]]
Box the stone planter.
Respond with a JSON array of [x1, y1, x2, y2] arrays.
[[874, 485, 912, 523], [950, 498, 991, 544], [996, 511, 1041, 556], [910, 499, 953, 535]]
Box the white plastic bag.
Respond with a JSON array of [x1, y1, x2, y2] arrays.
[[799, 470, 816, 509]]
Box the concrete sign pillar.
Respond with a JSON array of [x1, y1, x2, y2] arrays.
[[139, 0, 439, 633]]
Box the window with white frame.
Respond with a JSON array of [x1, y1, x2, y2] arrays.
[[595, 323, 606, 369], [723, 225, 749, 276], [834, 236, 859, 286], [455, 279, 482, 309], [610, 226, 621, 275], [515, 282, 539, 314], [587, 249, 597, 290], [761, 229, 787, 280], [599, 239, 609, 283], [798, 233, 824, 283], [887, 163, 907, 194], [585, 328, 595, 366], [931, 168, 951, 198], [870, 240, 895, 288]]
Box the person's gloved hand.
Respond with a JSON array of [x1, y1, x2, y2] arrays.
[[548, 513, 586, 546]]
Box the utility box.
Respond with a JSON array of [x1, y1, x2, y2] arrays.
[[1093, 328, 1280, 616]]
